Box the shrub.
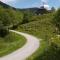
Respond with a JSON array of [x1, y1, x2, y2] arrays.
[[53, 8, 60, 31]]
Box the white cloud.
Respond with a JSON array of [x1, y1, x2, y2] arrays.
[[44, 4, 50, 10], [41, 0, 48, 3], [41, 0, 51, 10], [0, 0, 15, 3]]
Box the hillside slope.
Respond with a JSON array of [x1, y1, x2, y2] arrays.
[[0, 1, 16, 9], [17, 13, 60, 60]]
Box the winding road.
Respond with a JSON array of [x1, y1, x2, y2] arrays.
[[0, 30, 40, 60]]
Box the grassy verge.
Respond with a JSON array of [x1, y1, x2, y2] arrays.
[[27, 40, 49, 60], [0, 31, 26, 57]]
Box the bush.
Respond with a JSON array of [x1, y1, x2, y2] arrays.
[[0, 28, 9, 37], [53, 8, 60, 31], [0, 20, 9, 37]]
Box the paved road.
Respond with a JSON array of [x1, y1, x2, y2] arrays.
[[0, 30, 40, 60]]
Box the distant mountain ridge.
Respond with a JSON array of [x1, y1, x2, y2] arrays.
[[0, 1, 40, 11], [0, 1, 10, 8], [0, 1, 51, 15], [0, 1, 16, 9]]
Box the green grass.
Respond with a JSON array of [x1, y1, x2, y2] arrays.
[[51, 35, 60, 47], [0, 31, 26, 57], [16, 13, 60, 60]]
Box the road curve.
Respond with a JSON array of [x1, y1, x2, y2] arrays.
[[0, 30, 40, 60]]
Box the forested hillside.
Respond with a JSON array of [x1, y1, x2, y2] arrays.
[[0, 1, 24, 36]]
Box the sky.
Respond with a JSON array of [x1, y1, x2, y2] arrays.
[[0, 0, 60, 9]]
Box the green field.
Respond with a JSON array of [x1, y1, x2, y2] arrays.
[[0, 31, 26, 57]]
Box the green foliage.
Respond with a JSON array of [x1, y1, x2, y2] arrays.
[[34, 43, 60, 60], [0, 32, 26, 57], [0, 6, 23, 37], [22, 13, 29, 24], [0, 1, 60, 59], [53, 8, 60, 31], [0, 20, 8, 37], [34, 35, 60, 60], [0, 6, 23, 26], [0, 4, 26, 57], [17, 13, 55, 39], [16, 12, 60, 60], [22, 11, 33, 24]]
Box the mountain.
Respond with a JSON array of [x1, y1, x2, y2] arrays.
[[18, 6, 50, 15], [0, 1, 16, 9], [0, 1, 10, 8], [19, 7, 40, 11], [0, 1, 51, 15]]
